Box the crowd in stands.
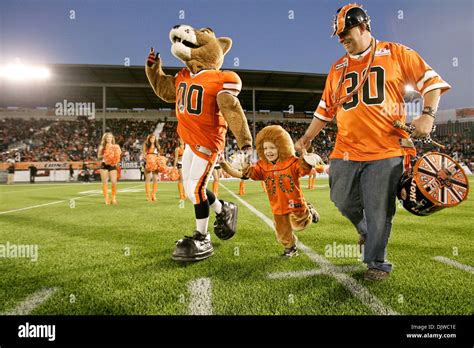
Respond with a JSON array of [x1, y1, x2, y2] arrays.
[[1, 118, 161, 163], [1, 117, 472, 171]]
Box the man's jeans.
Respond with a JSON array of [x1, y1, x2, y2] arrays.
[[329, 157, 403, 272]]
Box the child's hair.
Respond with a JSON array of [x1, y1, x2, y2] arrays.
[[256, 125, 295, 162]]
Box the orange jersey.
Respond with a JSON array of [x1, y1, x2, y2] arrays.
[[175, 68, 242, 154], [146, 145, 158, 155], [315, 41, 450, 161], [248, 156, 311, 215]]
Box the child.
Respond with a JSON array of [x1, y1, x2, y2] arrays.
[[220, 125, 320, 257]]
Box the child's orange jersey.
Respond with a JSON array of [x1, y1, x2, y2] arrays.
[[175, 68, 242, 154], [247, 156, 311, 215], [314, 41, 450, 161]]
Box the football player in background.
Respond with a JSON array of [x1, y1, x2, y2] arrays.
[[296, 3, 450, 281], [98, 132, 122, 205]]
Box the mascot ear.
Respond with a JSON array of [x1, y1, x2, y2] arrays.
[[218, 37, 232, 55]]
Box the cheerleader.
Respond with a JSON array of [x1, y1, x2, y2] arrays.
[[142, 134, 162, 201], [173, 138, 186, 200], [307, 147, 326, 189], [308, 167, 316, 189], [211, 163, 222, 196], [98, 132, 121, 205]]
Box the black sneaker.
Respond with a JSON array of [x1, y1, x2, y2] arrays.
[[172, 231, 214, 262], [214, 200, 238, 240], [282, 245, 298, 258], [307, 202, 320, 223]]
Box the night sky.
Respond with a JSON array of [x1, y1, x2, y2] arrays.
[[1, 0, 473, 109]]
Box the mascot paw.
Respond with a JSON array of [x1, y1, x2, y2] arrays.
[[303, 153, 323, 167], [146, 47, 158, 67]]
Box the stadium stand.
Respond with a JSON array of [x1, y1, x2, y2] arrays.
[[1, 117, 472, 172]]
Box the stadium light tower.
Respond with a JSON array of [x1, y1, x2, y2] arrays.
[[0, 63, 50, 81]]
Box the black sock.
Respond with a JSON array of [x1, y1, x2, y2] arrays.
[[194, 200, 210, 219], [206, 189, 216, 205]]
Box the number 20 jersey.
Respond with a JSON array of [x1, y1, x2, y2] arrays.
[[175, 68, 242, 153], [314, 41, 451, 161]]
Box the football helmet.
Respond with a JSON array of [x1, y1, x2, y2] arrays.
[[397, 152, 469, 216], [332, 3, 371, 37]]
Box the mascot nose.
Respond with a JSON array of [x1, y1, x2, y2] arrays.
[[173, 25, 181, 29]]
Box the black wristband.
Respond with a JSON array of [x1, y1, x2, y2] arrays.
[[422, 111, 436, 119], [422, 106, 436, 118]]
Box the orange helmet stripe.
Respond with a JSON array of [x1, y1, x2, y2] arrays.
[[334, 3, 363, 36]]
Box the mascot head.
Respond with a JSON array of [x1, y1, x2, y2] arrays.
[[169, 25, 232, 74], [256, 125, 295, 164]]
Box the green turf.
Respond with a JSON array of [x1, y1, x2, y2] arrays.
[[0, 178, 472, 315]]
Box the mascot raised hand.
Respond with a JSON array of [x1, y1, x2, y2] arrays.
[[145, 25, 252, 262]]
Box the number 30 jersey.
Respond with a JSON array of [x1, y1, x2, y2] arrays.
[[314, 41, 451, 161], [175, 68, 242, 154]]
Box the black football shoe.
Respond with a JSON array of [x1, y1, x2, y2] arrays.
[[172, 231, 214, 262], [282, 245, 299, 258], [213, 200, 238, 240]]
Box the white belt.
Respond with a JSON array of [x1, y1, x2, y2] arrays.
[[195, 145, 212, 156]]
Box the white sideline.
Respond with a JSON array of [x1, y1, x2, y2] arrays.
[[221, 184, 398, 315], [0, 184, 143, 215], [3, 287, 58, 315], [0, 186, 79, 195], [187, 277, 213, 315], [433, 256, 474, 274]]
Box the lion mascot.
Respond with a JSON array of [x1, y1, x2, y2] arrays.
[[145, 25, 252, 262]]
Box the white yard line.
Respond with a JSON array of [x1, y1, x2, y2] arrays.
[[3, 287, 58, 315], [0, 184, 143, 215], [268, 265, 363, 279], [268, 269, 325, 279], [221, 183, 398, 316], [187, 277, 213, 315], [433, 256, 474, 275]]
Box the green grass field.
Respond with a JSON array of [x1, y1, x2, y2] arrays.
[[0, 178, 472, 315]]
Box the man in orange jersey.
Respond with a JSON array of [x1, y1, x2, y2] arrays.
[[145, 26, 252, 262], [296, 4, 450, 281]]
